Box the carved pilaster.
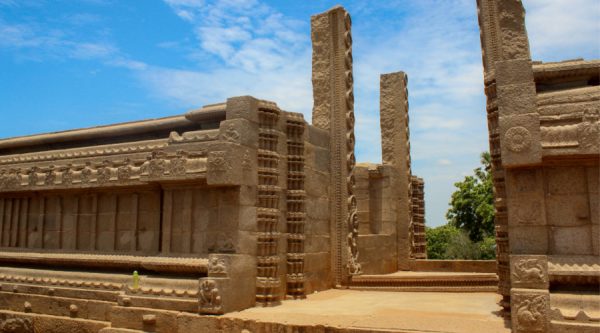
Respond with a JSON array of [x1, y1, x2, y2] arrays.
[[285, 113, 306, 298], [476, 0, 535, 310], [380, 72, 412, 269], [311, 5, 361, 286]]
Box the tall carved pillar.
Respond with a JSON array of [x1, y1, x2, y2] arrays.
[[476, 0, 543, 315], [311, 5, 361, 286], [380, 72, 412, 270]]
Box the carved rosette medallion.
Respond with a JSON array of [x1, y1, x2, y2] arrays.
[[199, 280, 222, 314], [505, 126, 531, 152]]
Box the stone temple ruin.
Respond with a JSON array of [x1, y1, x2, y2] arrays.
[[0, 1, 597, 333]]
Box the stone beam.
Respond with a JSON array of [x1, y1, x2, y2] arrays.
[[380, 72, 412, 270], [311, 5, 361, 286]]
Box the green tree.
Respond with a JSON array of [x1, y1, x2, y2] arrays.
[[425, 225, 461, 259], [446, 152, 494, 242]]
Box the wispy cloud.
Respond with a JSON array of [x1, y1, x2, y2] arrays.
[[163, 0, 307, 73], [525, 0, 600, 61]]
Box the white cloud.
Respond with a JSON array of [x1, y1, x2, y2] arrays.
[[524, 0, 600, 61], [163, 0, 308, 73]]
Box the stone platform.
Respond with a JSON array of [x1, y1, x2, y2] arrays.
[[223, 289, 511, 333], [350, 271, 499, 292]]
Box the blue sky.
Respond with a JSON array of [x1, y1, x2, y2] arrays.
[[1, 0, 598, 227]]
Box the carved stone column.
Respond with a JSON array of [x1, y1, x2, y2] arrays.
[[380, 72, 412, 270], [311, 5, 361, 286], [476, 0, 542, 311]]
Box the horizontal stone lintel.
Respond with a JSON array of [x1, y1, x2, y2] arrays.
[[0, 250, 208, 274]]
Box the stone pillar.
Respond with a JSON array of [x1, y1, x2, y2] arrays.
[[476, 0, 543, 312], [380, 72, 412, 270], [311, 5, 361, 286]]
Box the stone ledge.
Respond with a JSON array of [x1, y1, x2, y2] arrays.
[[0, 251, 208, 274]]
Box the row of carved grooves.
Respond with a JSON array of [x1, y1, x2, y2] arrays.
[[410, 176, 426, 259], [342, 11, 361, 277], [486, 78, 510, 309], [403, 73, 414, 262], [256, 103, 281, 306], [285, 114, 306, 299]]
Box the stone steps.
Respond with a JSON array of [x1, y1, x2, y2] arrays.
[[349, 272, 499, 292]]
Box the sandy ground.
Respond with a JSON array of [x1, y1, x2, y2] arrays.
[[225, 289, 511, 333]]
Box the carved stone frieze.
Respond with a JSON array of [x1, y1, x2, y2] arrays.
[[0, 148, 208, 192]]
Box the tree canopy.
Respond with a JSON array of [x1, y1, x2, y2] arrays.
[[426, 152, 496, 260], [446, 152, 494, 242]]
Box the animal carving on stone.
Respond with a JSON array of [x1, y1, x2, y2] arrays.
[[513, 259, 547, 284], [208, 257, 227, 276], [516, 295, 547, 331], [199, 280, 222, 313]]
